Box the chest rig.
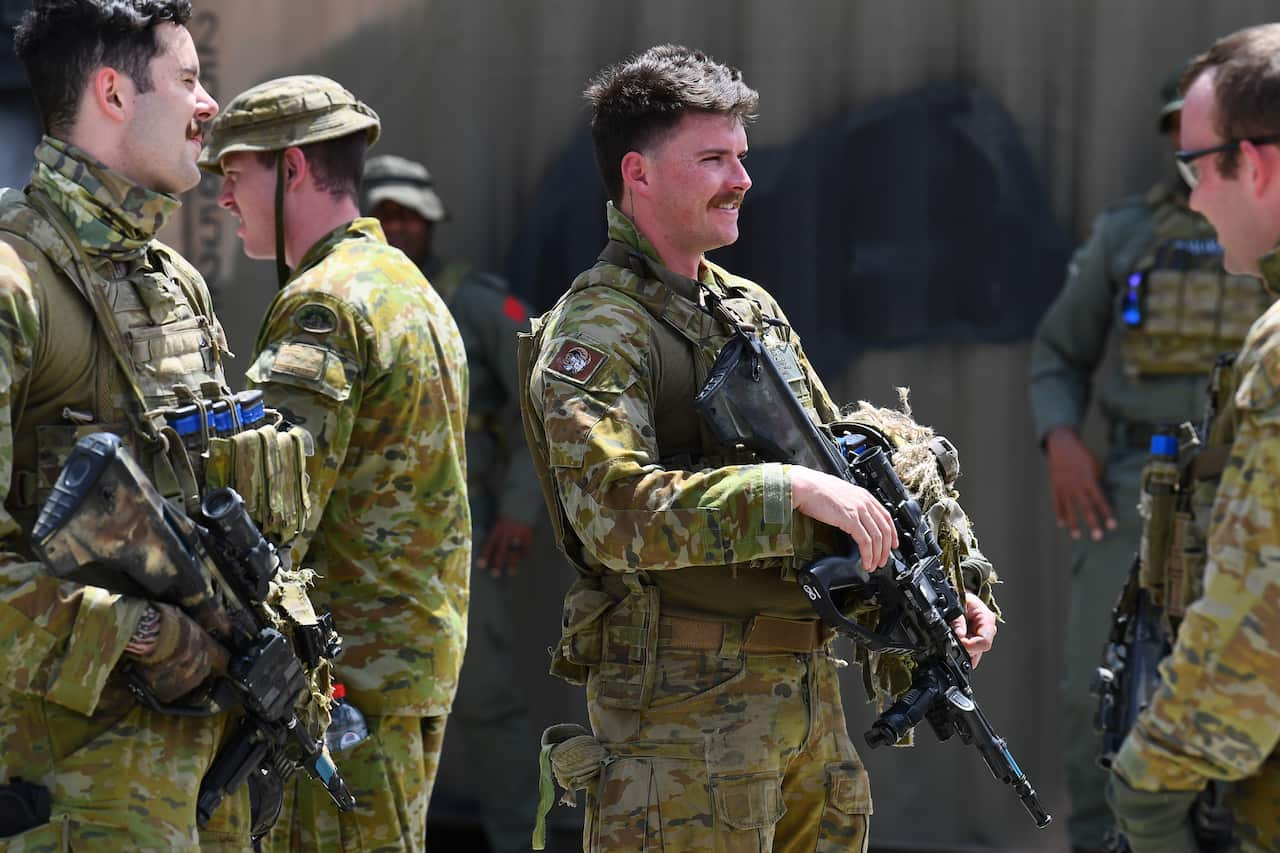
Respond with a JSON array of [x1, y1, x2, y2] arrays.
[[0, 189, 309, 545], [1119, 186, 1271, 379]]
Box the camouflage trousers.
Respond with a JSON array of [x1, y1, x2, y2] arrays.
[[583, 640, 871, 852], [1230, 754, 1280, 853], [0, 687, 250, 851], [258, 713, 446, 853]]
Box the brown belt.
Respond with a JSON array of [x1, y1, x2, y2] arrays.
[[660, 613, 833, 654]]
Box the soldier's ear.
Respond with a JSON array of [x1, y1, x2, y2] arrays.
[[621, 150, 648, 196], [89, 67, 128, 123], [1244, 140, 1280, 199], [282, 147, 308, 192]]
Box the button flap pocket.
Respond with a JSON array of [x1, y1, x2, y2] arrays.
[[712, 772, 785, 831]]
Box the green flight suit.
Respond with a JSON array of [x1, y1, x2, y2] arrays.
[[1027, 177, 1270, 849], [422, 256, 540, 853]]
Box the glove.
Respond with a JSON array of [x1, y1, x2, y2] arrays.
[[126, 603, 229, 702], [1105, 770, 1200, 853]]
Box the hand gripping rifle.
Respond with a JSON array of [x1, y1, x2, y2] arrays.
[[694, 332, 1051, 828], [30, 432, 355, 838]]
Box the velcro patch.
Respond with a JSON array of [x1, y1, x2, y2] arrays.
[[547, 340, 607, 385], [294, 302, 338, 335], [272, 342, 326, 380]]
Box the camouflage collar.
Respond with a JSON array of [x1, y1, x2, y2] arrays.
[[30, 136, 179, 259], [604, 202, 726, 298], [1259, 243, 1280, 294], [290, 216, 386, 283]]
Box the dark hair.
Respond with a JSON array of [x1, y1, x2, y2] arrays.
[[1182, 23, 1280, 178], [254, 130, 370, 201], [13, 0, 193, 136], [584, 44, 759, 203]]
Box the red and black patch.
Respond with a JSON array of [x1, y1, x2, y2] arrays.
[[547, 340, 607, 384]]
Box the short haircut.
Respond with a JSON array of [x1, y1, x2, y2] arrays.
[[254, 131, 370, 201], [13, 0, 193, 136], [1183, 23, 1280, 178], [584, 44, 759, 204]]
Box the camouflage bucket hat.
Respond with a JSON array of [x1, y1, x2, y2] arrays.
[[199, 75, 381, 174], [363, 154, 448, 222]]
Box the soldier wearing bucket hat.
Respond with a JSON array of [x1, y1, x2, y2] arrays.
[[202, 76, 471, 853], [364, 153, 539, 853]]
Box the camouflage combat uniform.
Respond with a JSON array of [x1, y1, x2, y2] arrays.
[[420, 256, 540, 853], [245, 218, 470, 853], [0, 138, 250, 850], [523, 204, 873, 852], [1027, 177, 1269, 848], [1108, 245, 1280, 853]]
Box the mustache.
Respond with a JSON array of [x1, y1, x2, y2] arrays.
[[710, 192, 745, 207]]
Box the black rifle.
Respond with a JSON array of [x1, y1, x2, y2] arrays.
[[30, 432, 355, 838], [694, 332, 1051, 829]]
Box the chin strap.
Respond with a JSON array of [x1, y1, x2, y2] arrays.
[[274, 149, 287, 289]]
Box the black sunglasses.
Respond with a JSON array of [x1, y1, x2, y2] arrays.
[[1175, 134, 1280, 187]]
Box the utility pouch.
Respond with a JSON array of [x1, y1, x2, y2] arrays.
[[1165, 511, 1206, 622], [550, 577, 616, 685], [1137, 454, 1179, 601], [594, 578, 659, 710], [0, 778, 51, 839], [205, 423, 311, 543]]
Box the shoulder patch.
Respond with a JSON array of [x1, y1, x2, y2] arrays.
[[273, 341, 327, 380], [547, 339, 607, 385], [502, 295, 527, 325], [294, 302, 338, 334]]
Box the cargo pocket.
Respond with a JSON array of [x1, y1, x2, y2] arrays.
[[587, 740, 709, 853], [711, 772, 785, 850], [815, 761, 872, 853]]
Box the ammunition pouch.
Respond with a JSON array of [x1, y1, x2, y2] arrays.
[[592, 577, 660, 711], [549, 576, 615, 685], [204, 421, 312, 544], [0, 778, 51, 840], [1137, 453, 1179, 601]]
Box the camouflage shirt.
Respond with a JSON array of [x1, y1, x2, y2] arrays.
[[526, 204, 842, 620], [1114, 245, 1280, 850], [246, 217, 470, 717]]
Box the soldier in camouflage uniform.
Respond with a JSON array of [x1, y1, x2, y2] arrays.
[[1027, 71, 1270, 853], [1105, 25, 1280, 853], [0, 2, 264, 849], [362, 154, 539, 853], [521, 45, 1000, 852], [200, 77, 470, 852]]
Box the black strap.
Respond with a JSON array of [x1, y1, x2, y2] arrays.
[[0, 778, 51, 839]]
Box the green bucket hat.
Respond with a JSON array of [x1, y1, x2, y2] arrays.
[[199, 74, 380, 173], [199, 75, 380, 287]]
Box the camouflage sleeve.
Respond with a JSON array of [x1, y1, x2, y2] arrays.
[[0, 238, 146, 716], [535, 289, 822, 573], [1027, 207, 1137, 442], [245, 289, 366, 566], [1113, 332, 1280, 791], [480, 284, 541, 526]]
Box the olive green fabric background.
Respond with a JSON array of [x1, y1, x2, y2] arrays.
[[163, 3, 1278, 849]]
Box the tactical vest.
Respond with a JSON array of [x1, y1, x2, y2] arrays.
[[1136, 355, 1239, 626], [0, 188, 309, 545], [518, 241, 823, 582], [1120, 186, 1270, 378]]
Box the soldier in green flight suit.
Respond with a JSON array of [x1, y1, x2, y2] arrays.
[[200, 77, 471, 852], [362, 154, 540, 853], [1027, 74, 1271, 853]]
